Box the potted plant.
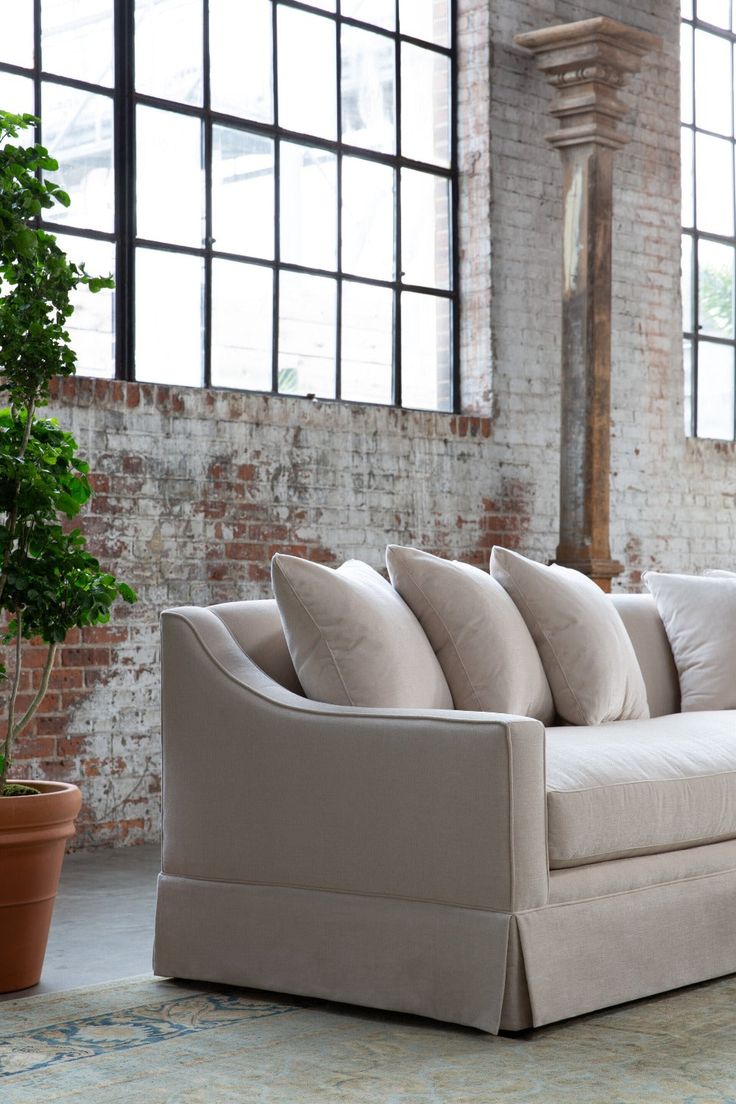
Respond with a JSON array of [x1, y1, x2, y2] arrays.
[[0, 110, 136, 992]]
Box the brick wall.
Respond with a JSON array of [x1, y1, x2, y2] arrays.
[[12, 0, 734, 845]]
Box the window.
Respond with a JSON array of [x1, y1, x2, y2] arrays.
[[0, 0, 458, 412], [681, 0, 736, 439]]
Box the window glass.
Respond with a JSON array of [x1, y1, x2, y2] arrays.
[[1, 0, 34, 68], [278, 272, 336, 398], [401, 292, 451, 411], [42, 0, 114, 87], [53, 233, 115, 379], [697, 342, 735, 438], [280, 142, 337, 271], [401, 44, 450, 166], [341, 0, 395, 31], [137, 106, 204, 247], [399, 0, 450, 47], [0, 73, 34, 116], [698, 239, 734, 338], [212, 127, 274, 259], [42, 84, 114, 233], [211, 260, 272, 392], [401, 169, 451, 289], [341, 25, 395, 154], [136, 249, 203, 386], [341, 157, 394, 280], [277, 7, 336, 140], [135, 0, 203, 106], [210, 0, 272, 122], [698, 0, 730, 28], [341, 282, 393, 405]]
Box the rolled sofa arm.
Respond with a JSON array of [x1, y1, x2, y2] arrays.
[[160, 607, 549, 913]]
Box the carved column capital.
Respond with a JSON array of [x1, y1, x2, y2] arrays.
[[514, 17, 661, 149]]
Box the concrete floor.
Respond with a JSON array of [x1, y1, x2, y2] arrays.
[[1, 842, 161, 1003]]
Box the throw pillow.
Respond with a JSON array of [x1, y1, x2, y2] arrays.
[[644, 571, 736, 711], [386, 545, 554, 722], [271, 554, 453, 709], [490, 546, 650, 726]]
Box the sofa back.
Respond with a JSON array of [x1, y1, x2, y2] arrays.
[[208, 592, 680, 718], [609, 594, 679, 717]]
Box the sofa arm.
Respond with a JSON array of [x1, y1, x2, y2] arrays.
[[160, 607, 549, 913]]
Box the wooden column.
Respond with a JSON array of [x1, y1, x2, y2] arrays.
[[514, 18, 660, 591]]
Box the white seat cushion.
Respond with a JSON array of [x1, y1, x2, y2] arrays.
[[546, 712, 736, 868]]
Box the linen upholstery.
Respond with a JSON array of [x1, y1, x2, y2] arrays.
[[386, 545, 554, 723], [156, 592, 736, 1034], [271, 554, 453, 709], [608, 594, 680, 717], [546, 711, 736, 867], [491, 547, 649, 725], [645, 571, 736, 711]]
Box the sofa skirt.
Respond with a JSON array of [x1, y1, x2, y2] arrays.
[[154, 861, 736, 1034], [154, 875, 512, 1033]]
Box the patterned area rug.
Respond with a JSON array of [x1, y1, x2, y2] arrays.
[[2, 974, 736, 1103]]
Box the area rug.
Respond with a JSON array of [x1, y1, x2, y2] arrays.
[[2, 973, 736, 1103]]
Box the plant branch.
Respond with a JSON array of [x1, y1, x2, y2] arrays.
[[13, 641, 57, 741], [1, 610, 23, 790]]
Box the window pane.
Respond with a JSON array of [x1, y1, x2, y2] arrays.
[[401, 44, 450, 166], [341, 0, 395, 30], [401, 169, 450, 289], [682, 127, 694, 228], [53, 234, 115, 379], [278, 272, 336, 398], [341, 25, 395, 154], [210, 0, 272, 122], [211, 260, 272, 391], [400, 0, 450, 46], [697, 341, 735, 438], [682, 234, 693, 333], [213, 127, 273, 259], [341, 282, 393, 405], [136, 249, 203, 385], [137, 106, 203, 247], [342, 156, 394, 280], [42, 0, 114, 87], [135, 0, 203, 106], [304, 0, 335, 9], [280, 142, 337, 271], [683, 0, 694, 17], [277, 8, 336, 141], [0, 73, 34, 116], [698, 0, 730, 28], [694, 29, 732, 136], [1, 0, 33, 67], [695, 133, 734, 235], [698, 239, 734, 338], [42, 84, 114, 233], [681, 24, 693, 125], [684, 338, 693, 435], [401, 292, 451, 410]]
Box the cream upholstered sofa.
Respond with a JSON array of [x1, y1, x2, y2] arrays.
[[154, 593, 736, 1033]]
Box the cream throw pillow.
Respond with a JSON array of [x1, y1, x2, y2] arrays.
[[491, 547, 650, 726], [271, 554, 453, 709], [644, 571, 736, 711], [386, 545, 554, 723]]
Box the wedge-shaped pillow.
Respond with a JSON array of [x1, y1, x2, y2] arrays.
[[386, 545, 554, 723], [491, 547, 649, 726], [644, 571, 736, 711], [271, 554, 453, 709]]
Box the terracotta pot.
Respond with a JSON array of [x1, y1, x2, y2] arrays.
[[0, 780, 81, 993]]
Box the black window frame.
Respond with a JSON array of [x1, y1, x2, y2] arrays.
[[1, 0, 461, 412], [681, 3, 736, 440]]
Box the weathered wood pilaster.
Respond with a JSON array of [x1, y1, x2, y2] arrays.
[[514, 18, 660, 591]]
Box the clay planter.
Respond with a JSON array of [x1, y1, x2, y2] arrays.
[[0, 780, 81, 993]]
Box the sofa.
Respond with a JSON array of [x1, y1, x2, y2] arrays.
[[153, 592, 736, 1033]]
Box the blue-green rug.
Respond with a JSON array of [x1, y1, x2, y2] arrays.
[[2, 974, 736, 1102]]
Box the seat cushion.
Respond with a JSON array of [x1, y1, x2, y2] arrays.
[[546, 712, 736, 868]]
